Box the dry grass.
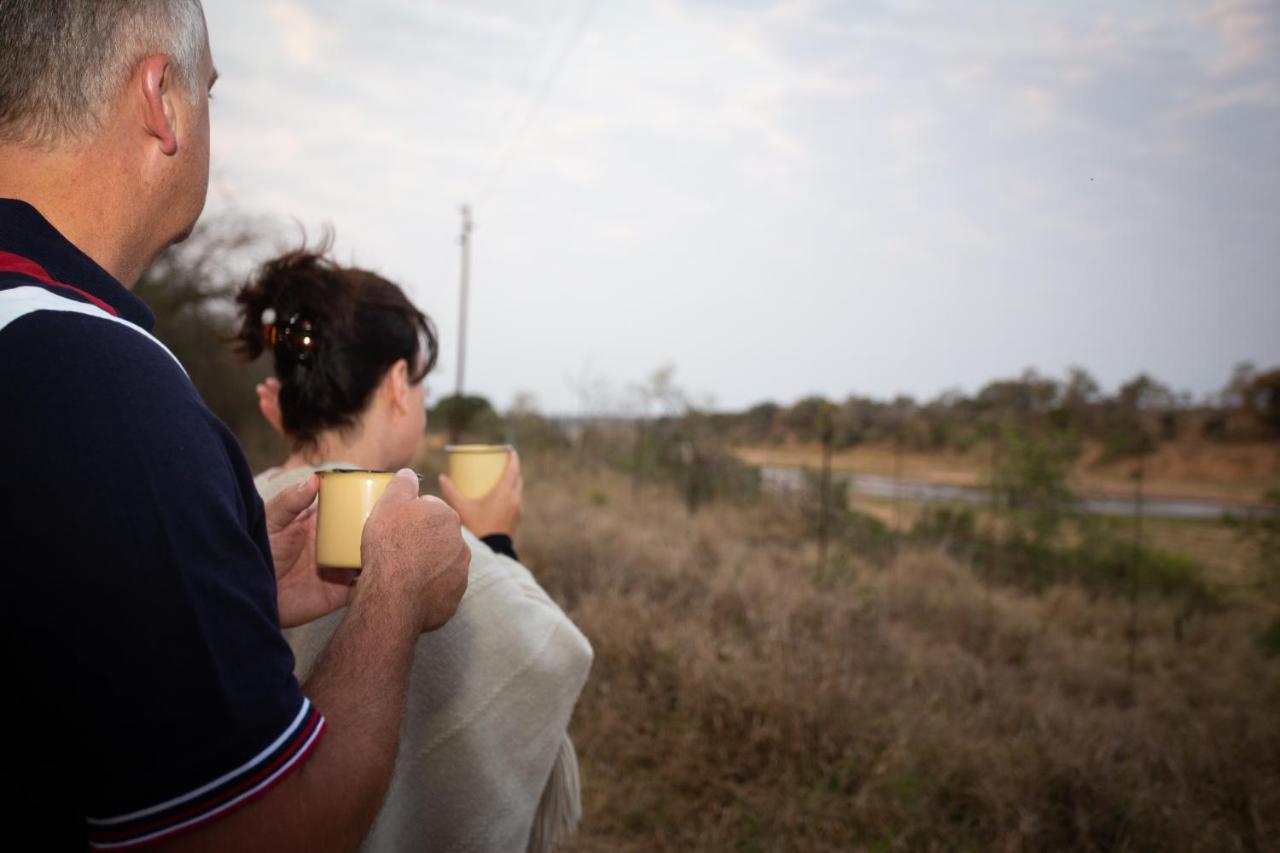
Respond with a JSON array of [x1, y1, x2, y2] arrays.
[[517, 463, 1280, 852]]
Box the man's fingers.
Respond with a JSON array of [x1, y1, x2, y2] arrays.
[[373, 468, 422, 511], [265, 474, 319, 532]]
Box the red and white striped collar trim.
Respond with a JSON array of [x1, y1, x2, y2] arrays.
[[0, 250, 120, 317]]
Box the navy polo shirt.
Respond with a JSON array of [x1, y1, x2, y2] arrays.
[[0, 199, 325, 849]]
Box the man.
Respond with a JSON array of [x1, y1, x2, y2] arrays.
[[0, 2, 470, 849]]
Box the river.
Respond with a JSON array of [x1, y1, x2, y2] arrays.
[[759, 466, 1271, 521]]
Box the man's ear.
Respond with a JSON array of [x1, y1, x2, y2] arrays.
[[138, 54, 179, 156]]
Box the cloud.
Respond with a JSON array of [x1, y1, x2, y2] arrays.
[[1206, 0, 1280, 74], [202, 0, 1280, 411], [265, 2, 338, 68], [1169, 77, 1280, 122]]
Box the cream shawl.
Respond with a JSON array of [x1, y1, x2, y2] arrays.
[[257, 464, 592, 852]]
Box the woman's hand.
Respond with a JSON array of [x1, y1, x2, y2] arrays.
[[438, 450, 523, 537], [257, 376, 285, 436]]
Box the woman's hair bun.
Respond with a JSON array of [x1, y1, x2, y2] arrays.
[[235, 243, 346, 366], [234, 237, 437, 443]]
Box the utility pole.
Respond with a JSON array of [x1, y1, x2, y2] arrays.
[[817, 411, 834, 577], [1127, 447, 1147, 681], [893, 419, 905, 530], [450, 205, 473, 445]]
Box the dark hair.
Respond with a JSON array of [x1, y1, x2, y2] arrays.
[[234, 242, 438, 444]]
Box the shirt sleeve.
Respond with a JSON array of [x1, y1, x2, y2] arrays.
[[1, 313, 325, 848], [480, 532, 519, 560]]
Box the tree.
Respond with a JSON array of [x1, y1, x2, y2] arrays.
[[1056, 366, 1101, 432], [1118, 373, 1176, 413], [783, 395, 837, 443], [622, 366, 761, 512], [976, 369, 1058, 422], [430, 394, 503, 443], [136, 217, 287, 470], [1221, 361, 1258, 409], [1244, 369, 1280, 435], [506, 391, 568, 457], [740, 401, 781, 443], [1099, 373, 1173, 458], [625, 365, 686, 493], [994, 427, 1078, 549], [834, 396, 884, 447]]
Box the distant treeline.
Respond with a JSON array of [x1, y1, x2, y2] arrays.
[[709, 365, 1280, 457], [134, 223, 1278, 473]]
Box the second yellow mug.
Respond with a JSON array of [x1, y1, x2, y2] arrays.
[[445, 444, 512, 499]]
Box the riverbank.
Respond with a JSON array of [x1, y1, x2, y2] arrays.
[[735, 439, 1280, 507]]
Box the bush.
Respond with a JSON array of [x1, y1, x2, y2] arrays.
[[908, 506, 1214, 603], [618, 414, 762, 512], [993, 427, 1080, 547], [1256, 618, 1280, 657], [1224, 488, 1280, 593]]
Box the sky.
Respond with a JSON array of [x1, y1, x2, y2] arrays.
[[202, 0, 1280, 414]]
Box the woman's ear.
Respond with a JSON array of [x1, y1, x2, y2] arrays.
[[386, 358, 412, 414]]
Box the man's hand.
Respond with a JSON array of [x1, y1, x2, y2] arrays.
[[155, 471, 466, 853], [360, 469, 470, 633], [257, 377, 285, 436], [438, 450, 523, 537], [266, 474, 354, 628]]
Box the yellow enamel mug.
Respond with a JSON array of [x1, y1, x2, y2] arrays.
[[445, 444, 512, 499], [315, 469, 396, 569]]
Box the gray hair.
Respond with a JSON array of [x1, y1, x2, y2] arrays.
[[0, 0, 208, 148]]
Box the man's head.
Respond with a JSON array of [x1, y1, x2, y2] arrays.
[[0, 0, 209, 148], [0, 1, 217, 280]]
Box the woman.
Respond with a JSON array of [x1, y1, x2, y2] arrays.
[[235, 244, 592, 853]]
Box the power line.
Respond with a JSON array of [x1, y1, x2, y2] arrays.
[[442, 3, 597, 421], [473, 0, 600, 206]]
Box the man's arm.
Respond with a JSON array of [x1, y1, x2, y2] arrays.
[[152, 471, 469, 852], [1, 315, 464, 852]]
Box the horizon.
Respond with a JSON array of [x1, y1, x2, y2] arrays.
[[432, 359, 1270, 418]]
